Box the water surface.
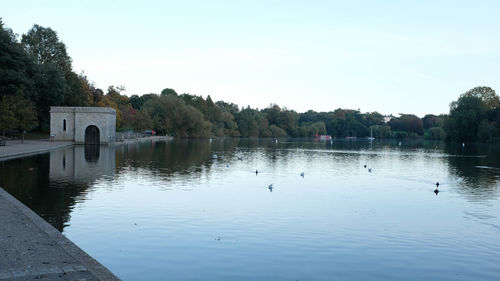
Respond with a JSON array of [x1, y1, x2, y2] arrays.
[[1, 139, 499, 280]]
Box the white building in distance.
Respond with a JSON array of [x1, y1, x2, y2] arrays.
[[50, 107, 116, 144]]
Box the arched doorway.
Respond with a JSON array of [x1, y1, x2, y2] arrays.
[[85, 125, 100, 145]]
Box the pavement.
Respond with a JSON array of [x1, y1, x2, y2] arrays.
[[0, 140, 73, 161], [0, 139, 122, 280], [0, 187, 121, 280]]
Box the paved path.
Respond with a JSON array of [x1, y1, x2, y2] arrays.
[[0, 140, 73, 161], [0, 187, 120, 280]]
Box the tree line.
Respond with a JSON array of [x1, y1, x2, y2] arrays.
[[1, 20, 499, 142]]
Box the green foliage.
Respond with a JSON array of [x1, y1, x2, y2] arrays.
[[392, 131, 408, 139], [388, 114, 423, 135], [14, 95, 38, 131], [63, 72, 92, 106], [445, 95, 488, 142], [427, 127, 446, 140], [160, 88, 178, 97], [0, 94, 37, 135], [371, 125, 392, 138], [327, 109, 368, 137], [21, 24, 72, 73], [269, 125, 287, 137], [422, 114, 444, 129], [462, 86, 499, 109], [0, 96, 17, 135], [142, 95, 211, 138]]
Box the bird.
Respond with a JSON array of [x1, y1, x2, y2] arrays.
[[434, 182, 440, 195], [364, 165, 367, 168], [300, 172, 305, 177], [268, 184, 273, 192], [368, 168, 372, 173], [237, 156, 243, 161], [255, 170, 259, 175]]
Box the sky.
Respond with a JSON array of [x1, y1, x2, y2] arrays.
[[2, 0, 500, 117]]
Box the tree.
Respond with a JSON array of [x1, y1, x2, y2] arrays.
[[462, 86, 499, 109], [132, 110, 153, 131], [21, 24, 72, 73], [160, 88, 178, 97], [0, 96, 17, 136], [0, 20, 36, 99], [371, 125, 392, 138], [269, 124, 287, 137], [388, 114, 423, 135], [428, 127, 446, 140], [63, 72, 92, 106], [445, 95, 487, 142], [13, 95, 38, 143], [32, 63, 67, 130]]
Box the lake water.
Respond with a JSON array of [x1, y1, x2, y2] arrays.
[[1, 139, 500, 281]]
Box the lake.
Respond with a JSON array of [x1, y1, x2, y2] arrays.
[[1, 138, 499, 280]]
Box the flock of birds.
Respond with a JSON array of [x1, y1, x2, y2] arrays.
[[215, 153, 441, 195]]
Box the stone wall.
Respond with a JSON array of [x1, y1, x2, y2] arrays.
[[50, 107, 116, 144]]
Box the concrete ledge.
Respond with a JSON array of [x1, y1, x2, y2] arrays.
[[0, 187, 121, 281], [0, 140, 74, 161]]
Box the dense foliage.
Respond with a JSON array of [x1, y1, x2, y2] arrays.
[[1, 20, 499, 142]]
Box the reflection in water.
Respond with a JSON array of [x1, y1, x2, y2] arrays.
[[50, 145, 115, 184], [0, 139, 499, 281], [1, 139, 499, 232], [84, 144, 100, 162], [444, 143, 500, 201]]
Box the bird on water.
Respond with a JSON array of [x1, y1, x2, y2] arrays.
[[434, 182, 440, 195]]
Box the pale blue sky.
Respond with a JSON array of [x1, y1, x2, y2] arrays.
[[3, 0, 500, 116]]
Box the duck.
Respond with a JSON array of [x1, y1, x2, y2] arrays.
[[268, 184, 273, 192]]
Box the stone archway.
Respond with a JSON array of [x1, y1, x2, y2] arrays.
[[85, 125, 100, 145]]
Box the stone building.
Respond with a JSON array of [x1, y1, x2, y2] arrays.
[[50, 107, 116, 144]]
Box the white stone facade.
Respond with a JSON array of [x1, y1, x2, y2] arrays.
[[50, 107, 116, 144]]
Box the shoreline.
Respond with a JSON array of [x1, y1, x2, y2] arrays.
[[0, 136, 173, 161], [0, 135, 172, 280], [0, 187, 121, 280]]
